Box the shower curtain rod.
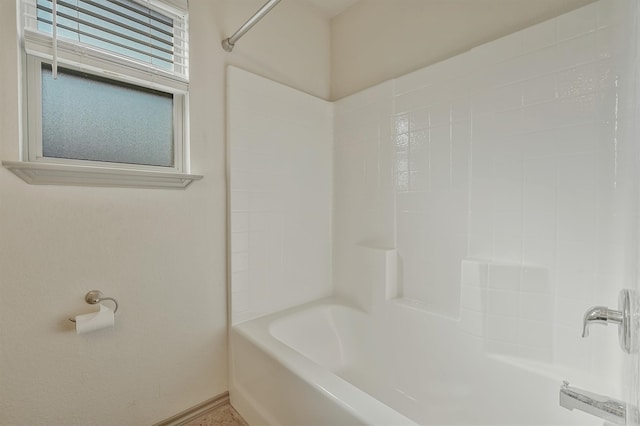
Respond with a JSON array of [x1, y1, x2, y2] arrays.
[[222, 0, 282, 52]]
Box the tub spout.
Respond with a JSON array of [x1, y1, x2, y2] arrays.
[[559, 381, 626, 425]]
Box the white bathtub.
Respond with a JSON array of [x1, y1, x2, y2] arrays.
[[230, 297, 606, 426], [230, 299, 417, 426]]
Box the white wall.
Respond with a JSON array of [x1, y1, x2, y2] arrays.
[[333, 0, 635, 389], [220, 0, 331, 100], [0, 1, 330, 424], [227, 67, 333, 324], [330, 0, 598, 100]]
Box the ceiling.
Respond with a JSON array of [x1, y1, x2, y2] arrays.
[[302, 0, 360, 18]]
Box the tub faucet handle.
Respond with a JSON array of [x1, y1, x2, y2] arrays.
[[582, 306, 622, 338], [581, 289, 636, 354]]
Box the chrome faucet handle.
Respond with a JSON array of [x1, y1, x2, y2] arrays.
[[581, 289, 635, 354], [582, 306, 623, 338]]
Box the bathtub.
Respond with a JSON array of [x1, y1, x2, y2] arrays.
[[229, 299, 417, 426], [230, 295, 609, 426]]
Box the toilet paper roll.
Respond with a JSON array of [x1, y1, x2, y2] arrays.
[[75, 303, 115, 334]]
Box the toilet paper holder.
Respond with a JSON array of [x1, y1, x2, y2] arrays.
[[68, 290, 119, 322]]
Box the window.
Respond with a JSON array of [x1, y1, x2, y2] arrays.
[[3, 0, 202, 189]]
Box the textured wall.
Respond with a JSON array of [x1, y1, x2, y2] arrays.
[[0, 1, 330, 424]]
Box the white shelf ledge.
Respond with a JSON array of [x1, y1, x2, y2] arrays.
[[2, 161, 203, 189]]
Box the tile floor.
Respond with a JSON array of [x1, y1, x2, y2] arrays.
[[185, 403, 249, 426]]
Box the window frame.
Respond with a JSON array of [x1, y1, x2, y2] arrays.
[[3, 0, 201, 189], [25, 55, 186, 174]]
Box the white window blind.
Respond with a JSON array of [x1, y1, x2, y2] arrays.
[[22, 0, 188, 88]]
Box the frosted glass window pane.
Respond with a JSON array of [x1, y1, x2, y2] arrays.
[[41, 64, 174, 167]]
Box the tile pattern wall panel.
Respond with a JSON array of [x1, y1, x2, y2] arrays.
[[460, 260, 553, 362], [393, 82, 472, 318], [228, 67, 334, 324], [332, 82, 395, 310], [334, 0, 636, 383]]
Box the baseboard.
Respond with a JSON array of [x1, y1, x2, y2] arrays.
[[153, 392, 230, 426]]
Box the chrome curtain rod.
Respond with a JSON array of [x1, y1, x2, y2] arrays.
[[222, 0, 282, 52]]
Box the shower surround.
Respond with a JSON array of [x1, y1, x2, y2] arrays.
[[228, 0, 639, 424]]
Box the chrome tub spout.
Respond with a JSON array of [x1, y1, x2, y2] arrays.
[[559, 381, 626, 425]]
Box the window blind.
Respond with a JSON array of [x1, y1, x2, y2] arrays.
[[23, 0, 188, 81]]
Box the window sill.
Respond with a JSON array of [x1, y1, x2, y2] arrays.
[[2, 161, 202, 189]]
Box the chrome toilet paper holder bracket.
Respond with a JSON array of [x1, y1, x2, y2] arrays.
[[68, 290, 119, 322]]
